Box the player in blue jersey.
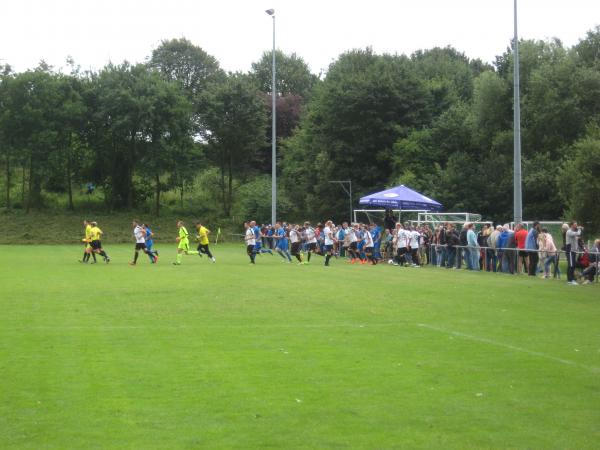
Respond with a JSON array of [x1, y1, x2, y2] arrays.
[[370, 223, 382, 261], [273, 222, 292, 262], [251, 221, 273, 255], [143, 223, 159, 263]]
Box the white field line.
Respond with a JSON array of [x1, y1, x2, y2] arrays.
[[1, 323, 402, 331], [4, 322, 599, 374], [417, 323, 600, 374]]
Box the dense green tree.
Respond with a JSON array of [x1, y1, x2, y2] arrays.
[[411, 46, 489, 117], [251, 50, 317, 99], [202, 73, 266, 216], [559, 129, 600, 231], [149, 38, 224, 101], [84, 62, 193, 210]]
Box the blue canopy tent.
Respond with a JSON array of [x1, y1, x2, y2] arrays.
[[358, 185, 443, 211]]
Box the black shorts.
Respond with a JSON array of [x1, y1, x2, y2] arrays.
[[135, 243, 146, 250], [365, 246, 374, 254], [518, 250, 528, 258], [91, 240, 101, 250], [397, 247, 407, 256], [246, 245, 254, 255], [291, 242, 301, 255], [350, 242, 358, 250], [307, 242, 317, 252]]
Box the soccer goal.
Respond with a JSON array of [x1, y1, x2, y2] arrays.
[[413, 212, 492, 232]]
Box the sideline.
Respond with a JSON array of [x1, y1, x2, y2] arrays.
[[417, 323, 600, 374]]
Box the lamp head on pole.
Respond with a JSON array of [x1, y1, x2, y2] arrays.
[[265, 8, 275, 16]]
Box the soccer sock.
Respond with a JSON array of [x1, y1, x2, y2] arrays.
[[92, 252, 97, 262], [133, 251, 139, 263], [176, 253, 183, 264], [285, 251, 292, 262], [308, 252, 312, 262], [205, 247, 213, 258], [325, 254, 331, 265], [99, 251, 107, 258], [82, 251, 88, 261]]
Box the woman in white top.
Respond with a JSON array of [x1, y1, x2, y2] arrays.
[[540, 229, 560, 279]]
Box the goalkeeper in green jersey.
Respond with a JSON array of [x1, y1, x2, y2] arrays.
[[173, 220, 198, 265]]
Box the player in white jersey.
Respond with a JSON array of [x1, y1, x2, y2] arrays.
[[303, 221, 320, 263], [408, 227, 421, 267], [346, 224, 360, 263], [394, 224, 409, 266], [244, 221, 257, 264], [289, 224, 304, 264], [130, 219, 155, 265], [361, 224, 377, 265], [323, 220, 336, 266]]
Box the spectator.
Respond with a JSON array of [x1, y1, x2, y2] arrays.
[[497, 225, 515, 274], [514, 223, 529, 275], [539, 228, 560, 279], [458, 224, 468, 269], [487, 225, 502, 272], [525, 221, 541, 277], [439, 223, 448, 268], [581, 239, 599, 284], [466, 223, 480, 271], [566, 222, 583, 285], [478, 224, 490, 270], [446, 223, 460, 269], [384, 209, 396, 233]]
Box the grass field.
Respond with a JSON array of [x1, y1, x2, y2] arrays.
[[0, 244, 599, 449]]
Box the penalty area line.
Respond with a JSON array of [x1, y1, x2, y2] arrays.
[[417, 323, 600, 374]]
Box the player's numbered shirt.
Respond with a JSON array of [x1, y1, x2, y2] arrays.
[[396, 229, 409, 249], [90, 227, 102, 241], [276, 228, 287, 247], [179, 226, 190, 242], [246, 228, 256, 246], [197, 226, 209, 245], [305, 227, 317, 244], [323, 227, 334, 246], [134, 225, 146, 243], [290, 230, 300, 244], [85, 224, 93, 242], [347, 229, 357, 243], [409, 231, 421, 249]]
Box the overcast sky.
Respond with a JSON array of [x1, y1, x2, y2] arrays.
[[2, 0, 599, 74]]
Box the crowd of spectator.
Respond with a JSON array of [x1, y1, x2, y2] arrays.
[[250, 213, 598, 285]]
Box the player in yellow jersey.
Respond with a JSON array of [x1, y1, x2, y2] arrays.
[[195, 221, 216, 263], [89, 221, 111, 263], [172, 220, 198, 265], [79, 220, 97, 263]]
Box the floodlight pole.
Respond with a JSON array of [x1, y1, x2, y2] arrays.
[[266, 9, 277, 225], [513, 0, 523, 224], [329, 180, 352, 223]]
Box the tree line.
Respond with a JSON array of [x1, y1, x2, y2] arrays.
[[0, 30, 599, 229]]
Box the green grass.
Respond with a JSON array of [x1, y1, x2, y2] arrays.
[[0, 244, 599, 449]]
